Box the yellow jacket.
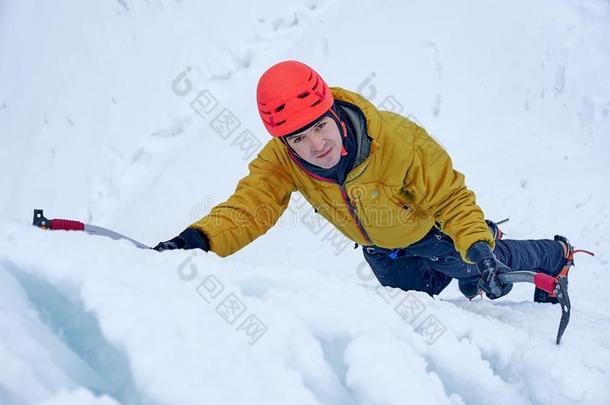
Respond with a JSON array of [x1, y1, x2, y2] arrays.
[[190, 87, 493, 260]]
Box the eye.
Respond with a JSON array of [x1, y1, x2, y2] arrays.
[[316, 122, 327, 130], [290, 135, 304, 144]]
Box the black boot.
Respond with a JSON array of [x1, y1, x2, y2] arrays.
[[534, 235, 593, 304], [459, 277, 481, 300]]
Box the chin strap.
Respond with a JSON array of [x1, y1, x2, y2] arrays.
[[328, 108, 348, 156]]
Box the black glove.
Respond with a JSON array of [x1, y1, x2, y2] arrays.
[[467, 241, 513, 299], [153, 228, 210, 252]]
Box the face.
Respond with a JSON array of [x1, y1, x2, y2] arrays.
[[284, 115, 342, 169]]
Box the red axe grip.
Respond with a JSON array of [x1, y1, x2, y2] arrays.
[[50, 219, 85, 231], [533, 273, 557, 293]]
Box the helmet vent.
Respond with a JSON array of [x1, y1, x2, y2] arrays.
[[256, 61, 333, 137]]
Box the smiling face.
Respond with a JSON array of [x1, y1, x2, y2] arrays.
[[284, 115, 343, 169]]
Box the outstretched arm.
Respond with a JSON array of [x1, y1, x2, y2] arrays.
[[188, 142, 296, 257]]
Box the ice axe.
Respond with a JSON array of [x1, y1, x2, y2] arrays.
[[497, 271, 570, 345], [32, 209, 151, 249], [485, 217, 574, 344]]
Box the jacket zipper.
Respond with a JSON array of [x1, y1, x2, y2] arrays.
[[338, 184, 372, 245]]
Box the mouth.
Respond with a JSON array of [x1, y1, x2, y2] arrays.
[[316, 146, 333, 159]]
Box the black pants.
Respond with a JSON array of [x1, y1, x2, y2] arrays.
[[363, 227, 565, 297]]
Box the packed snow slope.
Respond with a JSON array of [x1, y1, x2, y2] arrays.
[[1, 0, 609, 404]]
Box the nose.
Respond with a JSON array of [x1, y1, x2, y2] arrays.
[[309, 133, 325, 151]]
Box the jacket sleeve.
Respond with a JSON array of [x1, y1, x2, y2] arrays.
[[189, 142, 296, 257], [401, 122, 494, 261]]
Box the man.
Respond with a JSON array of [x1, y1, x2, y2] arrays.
[[155, 60, 578, 303]]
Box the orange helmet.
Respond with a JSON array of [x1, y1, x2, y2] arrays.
[[257, 60, 334, 137]]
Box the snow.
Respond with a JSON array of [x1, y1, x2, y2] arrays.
[[38, 389, 120, 405], [1, 0, 609, 404]]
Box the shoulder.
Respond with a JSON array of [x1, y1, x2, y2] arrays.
[[330, 87, 421, 146], [250, 138, 291, 170], [376, 111, 423, 155]]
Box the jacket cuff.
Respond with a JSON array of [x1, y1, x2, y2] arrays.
[[179, 228, 210, 251]]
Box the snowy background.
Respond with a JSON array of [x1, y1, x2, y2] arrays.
[[1, 0, 610, 404]]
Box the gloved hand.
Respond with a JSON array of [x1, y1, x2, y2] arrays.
[[467, 241, 513, 299], [153, 228, 210, 252]]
